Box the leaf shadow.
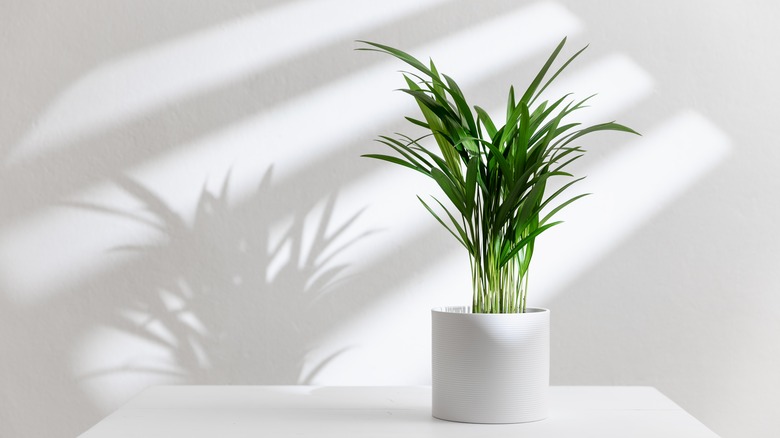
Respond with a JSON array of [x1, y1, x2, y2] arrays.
[[69, 167, 372, 386]]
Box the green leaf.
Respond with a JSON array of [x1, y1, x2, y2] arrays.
[[515, 102, 530, 175], [474, 106, 497, 139], [430, 168, 467, 216], [556, 121, 641, 149], [375, 136, 430, 170], [516, 176, 546, 225], [541, 193, 589, 225], [392, 133, 436, 168], [443, 73, 478, 135], [428, 59, 447, 98], [528, 93, 572, 138], [362, 154, 425, 174], [417, 196, 469, 249], [483, 141, 514, 183], [465, 156, 479, 215], [405, 116, 430, 129], [403, 75, 464, 180], [520, 37, 567, 104], [356, 40, 434, 78], [506, 85, 516, 121], [538, 176, 585, 212], [530, 44, 588, 105], [499, 221, 563, 266], [431, 196, 472, 251], [400, 89, 457, 122], [551, 152, 584, 173], [409, 142, 459, 180]]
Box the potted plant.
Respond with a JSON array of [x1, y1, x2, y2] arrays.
[[358, 38, 638, 423]]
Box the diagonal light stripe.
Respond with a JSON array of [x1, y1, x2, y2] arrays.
[[11, 0, 457, 162], [127, 2, 583, 212], [531, 110, 730, 303], [0, 2, 582, 306]]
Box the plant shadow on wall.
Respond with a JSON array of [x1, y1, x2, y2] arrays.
[[0, 3, 537, 433], [70, 168, 366, 388]]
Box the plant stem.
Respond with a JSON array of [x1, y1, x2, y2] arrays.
[[471, 232, 529, 314]]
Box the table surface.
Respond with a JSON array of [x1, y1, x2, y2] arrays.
[[79, 386, 719, 437]]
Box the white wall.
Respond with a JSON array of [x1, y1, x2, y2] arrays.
[[1, 1, 778, 437]]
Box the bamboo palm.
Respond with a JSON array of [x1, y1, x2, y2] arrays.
[[359, 38, 639, 313]]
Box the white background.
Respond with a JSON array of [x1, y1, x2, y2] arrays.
[[1, 1, 778, 437]]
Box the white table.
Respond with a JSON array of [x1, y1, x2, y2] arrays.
[[79, 386, 719, 437]]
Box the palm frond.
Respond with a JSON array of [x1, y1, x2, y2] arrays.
[[359, 37, 639, 313]]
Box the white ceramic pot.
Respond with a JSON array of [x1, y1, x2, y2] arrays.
[[431, 306, 549, 424]]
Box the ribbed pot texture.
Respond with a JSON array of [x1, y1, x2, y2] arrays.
[[431, 306, 549, 424]]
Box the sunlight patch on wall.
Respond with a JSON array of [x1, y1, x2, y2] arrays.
[[125, 1, 582, 210], [9, 0, 455, 163], [0, 2, 581, 307], [538, 53, 654, 125], [530, 110, 730, 303]]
